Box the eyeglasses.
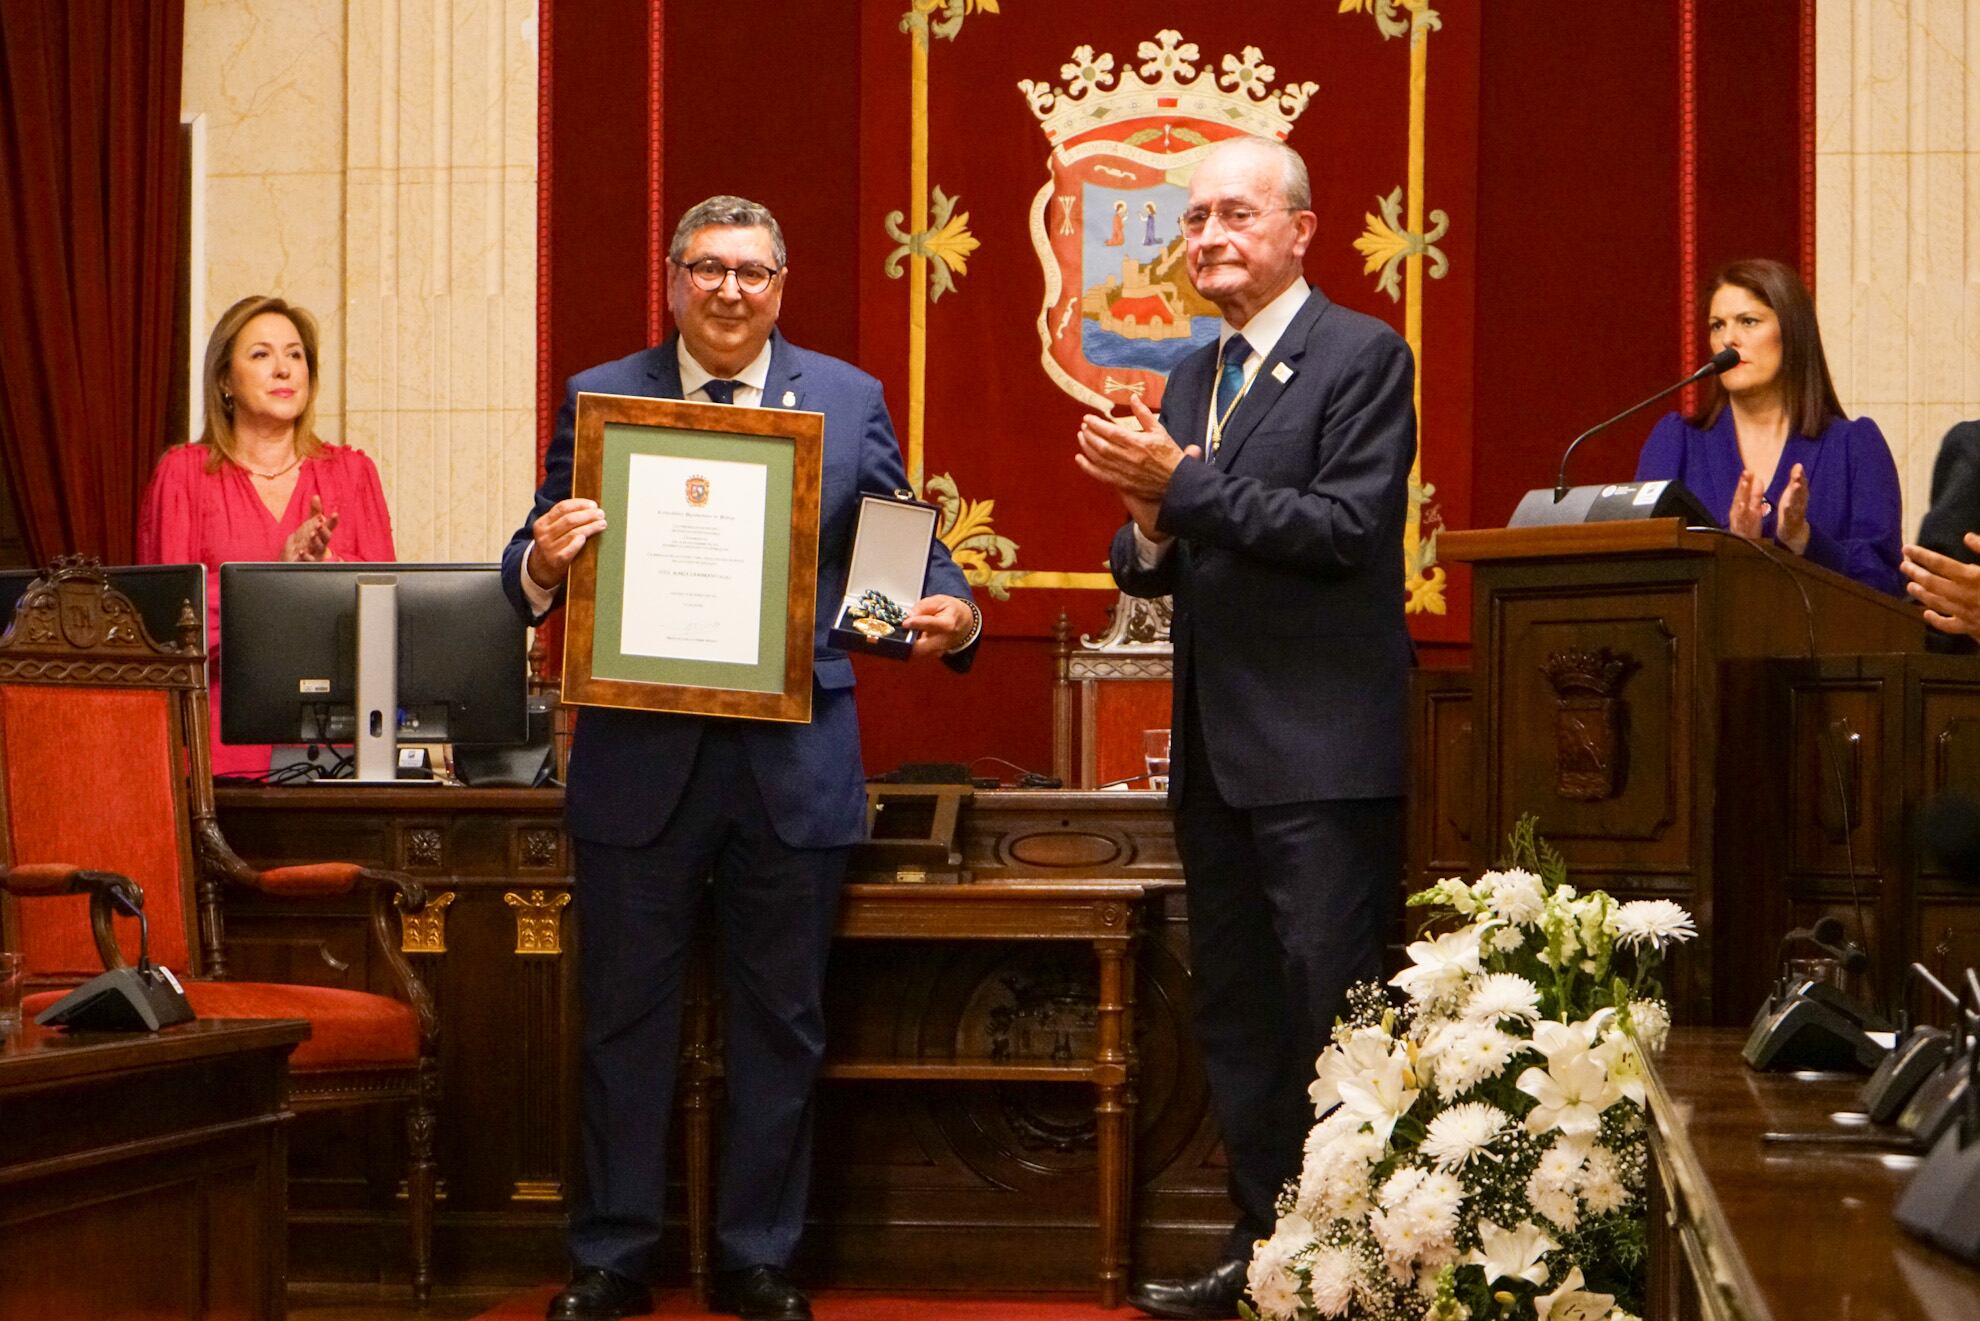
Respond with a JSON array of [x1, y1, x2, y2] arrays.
[[674, 258, 782, 294], [1179, 206, 1296, 237]]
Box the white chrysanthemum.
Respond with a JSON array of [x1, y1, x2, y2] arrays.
[[1421, 1101, 1510, 1170], [1428, 1024, 1526, 1096], [1525, 1166, 1581, 1231], [1464, 972, 1542, 1025], [1612, 899, 1696, 950], [1297, 1110, 1381, 1223], [1468, 1218, 1558, 1287], [1481, 868, 1546, 926], [1625, 998, 1671, 1051], [1247, 1213, 1314, 1319], [1581, 1146, 1629, 1215], [1534, 1137, 1589, 1191], [1379, 1165, 1428, 1209], [1307, 1244, 1358, 1317], [1490, 925, 1527, 953], [1391, 925, 1483, 1006]]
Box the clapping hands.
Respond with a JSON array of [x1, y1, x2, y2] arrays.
[[1728, 463, 1810, 555], [281, 494, 339, 561]]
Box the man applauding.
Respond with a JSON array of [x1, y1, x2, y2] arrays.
[[1076, 137, 1417, 1320]]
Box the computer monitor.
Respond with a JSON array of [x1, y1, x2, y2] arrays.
[[0, 563, 207, 651], [219, 562, 527, 782]]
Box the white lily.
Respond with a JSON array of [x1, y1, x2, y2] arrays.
[[1535, 1265, 1617, 1321], [1517, 1049, 1623, 1136], [1468, 1218, 1557, 1286], [1590, 1032, 1647, 1107], [1337, 1044, 1420, 1146], [1310, 1026, 1398, 1115], [1391, 925, 1483, 1005]]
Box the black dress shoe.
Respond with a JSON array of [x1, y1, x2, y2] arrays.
[[711, 1264, 812, 1321], [1126, 1258, 1249, 1320], [546, 1266, 653, 1320]]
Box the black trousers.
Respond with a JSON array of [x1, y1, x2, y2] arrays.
[[1175, 693, 1402, 1260], [566, 725, 849, 1281]]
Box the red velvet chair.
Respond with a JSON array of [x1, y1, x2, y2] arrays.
[[0, 557, 440, 1299]]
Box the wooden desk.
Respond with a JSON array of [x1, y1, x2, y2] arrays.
[[212, 785, 1219, 1292], [1644, 1027, 1980, 1320], [681, 881, 1148, 1306], [0, 1017, 307, 1321]]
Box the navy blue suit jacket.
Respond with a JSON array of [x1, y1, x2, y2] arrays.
[[1110, 289, 1416, 807], [504, 332, 974, 850]]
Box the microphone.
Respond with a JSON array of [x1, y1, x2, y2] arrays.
[[1554, 347, 1740, 500]]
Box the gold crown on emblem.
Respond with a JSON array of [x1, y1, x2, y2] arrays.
[[1018, 29, 1317, 146]]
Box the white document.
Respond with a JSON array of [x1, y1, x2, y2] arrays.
[[619, 452, 767, 666]]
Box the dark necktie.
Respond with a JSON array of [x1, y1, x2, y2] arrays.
[[1212, 334, 1251, 456], [702, 378, 741, 405]]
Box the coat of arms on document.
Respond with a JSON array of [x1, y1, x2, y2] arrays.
[[1019, 31, 1316, 411]]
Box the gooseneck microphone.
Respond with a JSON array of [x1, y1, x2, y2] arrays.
[[1553, 346, 1742, 501]]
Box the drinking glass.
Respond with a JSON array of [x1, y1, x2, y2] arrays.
[[1143, 729, 1172, 792], [0, 951, 25, 1035]]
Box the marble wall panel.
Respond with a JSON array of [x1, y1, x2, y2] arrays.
[[1818, 0, 1978, 538]]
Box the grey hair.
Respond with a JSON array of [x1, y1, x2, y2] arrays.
[[1204, 137, 1312, 212], [669, 195, 787, 268]]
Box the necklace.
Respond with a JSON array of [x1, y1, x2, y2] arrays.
[[240, 455, 302, 481]]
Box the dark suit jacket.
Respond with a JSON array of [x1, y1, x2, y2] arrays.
[[503, 331, 974, 850], [1110, 288, 1416, 808], [1919, 421, 1980, 563]]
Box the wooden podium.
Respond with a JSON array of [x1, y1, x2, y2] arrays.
[[1435, 519, 1929, 1024]]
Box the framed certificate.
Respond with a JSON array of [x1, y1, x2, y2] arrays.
[[563, 392, 824, 722]]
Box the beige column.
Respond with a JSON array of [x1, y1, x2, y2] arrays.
[[1816, 0, 1980, 536]]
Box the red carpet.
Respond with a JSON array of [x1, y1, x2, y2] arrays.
[[474, 1286, 1123, 1320]]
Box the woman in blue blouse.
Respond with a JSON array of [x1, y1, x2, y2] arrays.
[[1635, 258, 1904, 595]]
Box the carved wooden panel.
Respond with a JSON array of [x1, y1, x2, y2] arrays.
[[1489, 587, 1692, 869]]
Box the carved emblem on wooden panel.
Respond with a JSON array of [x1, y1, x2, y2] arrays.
[[1540, 648, 1634, 802], [506, 889, 572, 956], [519, 828, 560, 871], [403, 827, 444, 869], [397, 891, 456, 954]]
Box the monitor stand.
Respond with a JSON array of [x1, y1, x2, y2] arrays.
[[347, 574, 438, 786]]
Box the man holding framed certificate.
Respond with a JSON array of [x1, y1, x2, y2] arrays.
[[503, 196, 980, 1321]]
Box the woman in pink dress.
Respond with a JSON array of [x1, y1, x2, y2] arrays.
[[138, 295, 396, 776]]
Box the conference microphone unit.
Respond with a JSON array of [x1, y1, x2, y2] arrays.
[[1507, 347, 1740, 529]]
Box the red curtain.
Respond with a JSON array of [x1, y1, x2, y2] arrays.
[[0, 0, 185, 565]]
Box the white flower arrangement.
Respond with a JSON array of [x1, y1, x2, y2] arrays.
[[1244, 820, 1692, 1321]]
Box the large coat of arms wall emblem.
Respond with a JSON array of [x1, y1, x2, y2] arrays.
[[1020, 31, 1316, 412]]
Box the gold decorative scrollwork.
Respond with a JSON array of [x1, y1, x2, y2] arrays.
[[884, 186, 980, 303], [1354, 185, 1450, 304], [900, 0, 998, 49], [398, 891, 457, 955], [506, 889, 573, 957], [926, 472, 1021, 600]]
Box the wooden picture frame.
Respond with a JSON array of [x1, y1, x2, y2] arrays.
[[562, 392, 823, 722]]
